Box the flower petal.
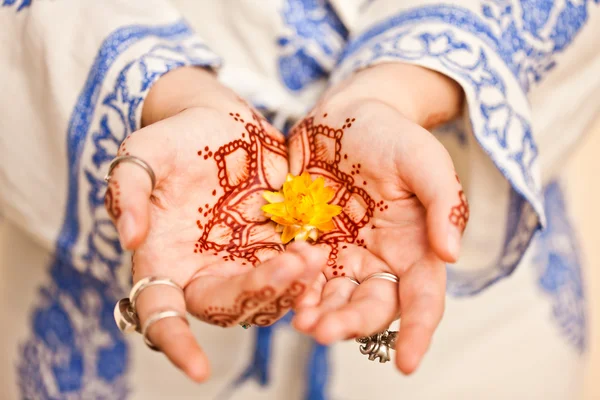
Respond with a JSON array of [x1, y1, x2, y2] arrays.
[[272, 215, 296, 226], [261, 202, 288, 217], [307, 228, 319, 241], [316, 219, 336, 232], [262, 191, 285, 204], [295, 229, 309, 241], [310, 204, 342, 225], [282, 225, 301, 243]]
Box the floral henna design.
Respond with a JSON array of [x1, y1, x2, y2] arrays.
[[449, 190, 469, 232], [200, 281, 305, 327], [104, 180, 121, 221], [248, 281, 306, 326], [200, 286, 276, 327], [288, 116, 376, 276], [194, 110, 288, 266]]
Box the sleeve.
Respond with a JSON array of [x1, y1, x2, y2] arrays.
[[328, 0, 600, 295], [0, 1, 221, 252]]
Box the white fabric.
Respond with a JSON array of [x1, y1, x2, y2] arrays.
[[0, 0, 595, 398]]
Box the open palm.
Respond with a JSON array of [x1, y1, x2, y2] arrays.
[[290, 100, 468, 373], [106, 91, 326, 381]]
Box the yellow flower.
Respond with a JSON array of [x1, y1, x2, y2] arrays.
[[262, 172, 342, 243]]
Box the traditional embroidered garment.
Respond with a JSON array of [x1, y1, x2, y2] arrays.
[[0, 0, 597, 399]]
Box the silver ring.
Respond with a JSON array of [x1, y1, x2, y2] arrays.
[[142, 310, 189, 351], [129, 277, 184, 312], [330, 275, 360, 285], [361, 272, 399, 284], [104, 155, 157, 191], [114, 297, 141, 334], [344, 276, 360, 285], [356, 329, 398, 363]]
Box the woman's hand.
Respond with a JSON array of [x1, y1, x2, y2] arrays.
[[105, 67, 327, 381], [290, 63, 467, 374]]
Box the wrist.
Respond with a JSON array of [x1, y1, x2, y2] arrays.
[[325, 63, 464, 129], [141, 66, 221, 127]]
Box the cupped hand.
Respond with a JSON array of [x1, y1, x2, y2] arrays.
[[105, 67, 327, 381], [291, 64, 467, 374]]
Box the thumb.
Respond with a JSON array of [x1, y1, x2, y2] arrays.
[[398, 129, 468, 263], [105, 159, 153, 250], [104, 121, 174, 250]]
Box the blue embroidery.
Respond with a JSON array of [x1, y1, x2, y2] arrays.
[[2, 0, 30, 11], [335, 2, 596, 293], [336, 6, 543, 216], [534, 182, 586, 352], [482, 0, 600, 91], [278, 0, 348, 91], [17, 21, 219, 399]]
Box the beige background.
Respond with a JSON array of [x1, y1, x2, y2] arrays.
[[566, 117, 600, 400]]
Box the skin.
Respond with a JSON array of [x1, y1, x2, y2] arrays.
[[105, 63, 465, 381], [105, 67, 329, 382], [291, 63, 466, 374]]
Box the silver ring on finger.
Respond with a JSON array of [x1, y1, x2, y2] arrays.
[[105, 155, 157, 191], [129, 277, 184, 312], [343, 276, 360, 285], [361, 272, 399, 284], [142, 310, 189, 351], [114, 297, 141, 334], [329, 275, 360, 285]]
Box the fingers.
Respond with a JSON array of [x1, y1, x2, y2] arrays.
[[134, 279, 210, 382], [185, 242, 328, 327], [310, 277, 398, 345], [294, 272, 327, 309], [395, 253, 446, 375], [292, 276, 357, 333], [104, 120, 177, 250], [105, 161, 153, 250], [397, 129, 468, 262]]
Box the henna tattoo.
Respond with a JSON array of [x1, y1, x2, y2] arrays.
[[248, 281, 306, 326], [376, 200, 388, 213], [449, 190, 469, 232], [342, 117, 356, 130], [118, 133, 132, 157], [104, 180, 121, 220], [104, 133, 133, 221], [201, 286, 276, 327], [198, 146, 214, 160], [193, 109, 287, 265], [200, 281, 306, 327], [288, 116, 377, 277]]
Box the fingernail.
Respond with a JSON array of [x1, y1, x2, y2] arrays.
[[117, 212, 135, 249], [447, 230, 461, 260]]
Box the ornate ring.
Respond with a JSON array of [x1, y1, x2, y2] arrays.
[[142, 310, 189, 351], [129, 277, 184, 312], [361, 272, 399, 284], [104, 155, 157, 191], [356, 329, 398, 363], [113, 297, 141, 334]]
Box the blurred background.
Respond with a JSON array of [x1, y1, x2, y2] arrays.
[[567, 116, 600, 400]]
